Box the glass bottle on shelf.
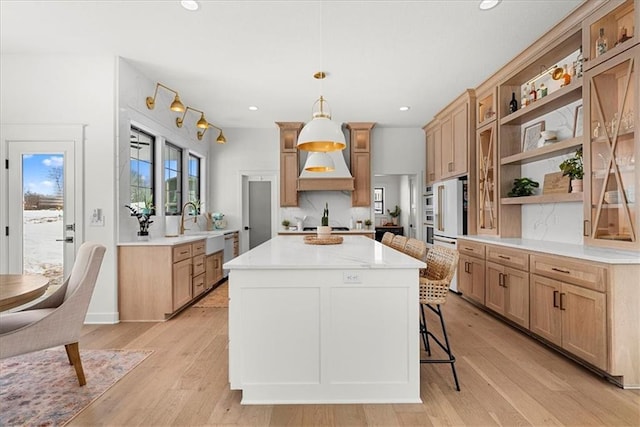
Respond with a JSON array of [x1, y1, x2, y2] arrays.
[[509, 92, 518, 113], [596, 28, 608, 57], [529, 82, 537, 103], [521, 86, 529, 108], [540, 83, 548, 98]]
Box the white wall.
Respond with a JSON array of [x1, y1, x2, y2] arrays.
[[0, 53, 118, 323]]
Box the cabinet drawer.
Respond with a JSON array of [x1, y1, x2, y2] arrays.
[[458, 240, 485, 258], [173, 244, 192, 263], [193, 254, 206, 276], [192, 273, 206, 298], [192, 240, 206, 256], [486, 245, 528, 271], [530, 254, 607, 292]]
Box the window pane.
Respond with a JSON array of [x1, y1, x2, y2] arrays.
[[374, 188, 384, 214], [130, 127, 154, 213], [188, 154, 201, 207], [164, 142, 182, 215]]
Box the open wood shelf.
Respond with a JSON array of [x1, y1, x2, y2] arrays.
[[501, 192, 583, 205], [500, 79, 583, 126], [501, 137, 583, 165]]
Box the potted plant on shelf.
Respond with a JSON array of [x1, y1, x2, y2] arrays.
[[507, 177, 539, 197], [387, 205, 401, 225], [364, 219, 372, 229], [559, 148, 584, 193], [281, 219, 290, 230]]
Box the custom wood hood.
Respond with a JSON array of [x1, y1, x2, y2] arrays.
[[297, 176, 355, 191]]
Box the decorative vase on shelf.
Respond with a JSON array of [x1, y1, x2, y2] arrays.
[[571, 179, 583, 193], [137, 231, 150, 241], [392, 217, 398, 225]]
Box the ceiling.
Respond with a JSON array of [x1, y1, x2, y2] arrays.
[[1, 0, 583, 129]]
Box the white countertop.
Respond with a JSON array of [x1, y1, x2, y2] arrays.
[[224, 235, 425, 270], [278, 229, 375, 235], [459, 235, 640, 264], [118, 229, 239, 247]]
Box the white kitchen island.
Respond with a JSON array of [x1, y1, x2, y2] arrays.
[[224, 235, 426, 404]]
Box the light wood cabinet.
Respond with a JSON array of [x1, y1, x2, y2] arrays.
[[435, 90, 475, 180], [458, 253, 485, 305], [476, 121, 498, 234], [277, 122, 303, 207], [118, 239, 209, 321], [347, 122, 375, 207], [530, 273, 607, 370], [476, 87, 497, 128], [456, 238, 639, 386], [205, 250, 224, 290], [582, 0, 637, 73], [423, 121, 439, 185], [583, 44, 639, 250], [486, 261, 530, 328]]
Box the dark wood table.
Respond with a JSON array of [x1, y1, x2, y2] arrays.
[[0, 274, 50, 311]]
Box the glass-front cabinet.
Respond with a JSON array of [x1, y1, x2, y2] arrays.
[[583, 44, 638, 249], [477, 121, 498, 234]]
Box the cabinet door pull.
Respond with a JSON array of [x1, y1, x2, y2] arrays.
[[464, 247, 473, 251], [583, 220, 590, 237], [498, 255, 510, 260], [559, 293, 566, 311], [551, 267, 570, 274], [467, 262, 472, 274], [498, 272, 505, 287], [553, 290, 559, 308]]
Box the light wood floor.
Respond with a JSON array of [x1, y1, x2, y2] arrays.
[[72, 293, 640, 426]]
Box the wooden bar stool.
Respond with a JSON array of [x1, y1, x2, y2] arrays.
[[419, 245, 460, 391], [381, 232, 395, 246]]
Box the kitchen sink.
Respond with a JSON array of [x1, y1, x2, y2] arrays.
[[185, 231, 224, 254]]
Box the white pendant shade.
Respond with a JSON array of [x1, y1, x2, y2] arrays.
[[303, 152, 335, 172], [297, 116, 346, 152]]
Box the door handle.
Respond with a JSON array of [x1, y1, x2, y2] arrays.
[[244, 226, 251, 230], [553, 290, 559, 308], [56, 237, 74, 243]]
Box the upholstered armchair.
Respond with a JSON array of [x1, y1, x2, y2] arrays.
[[0, 242, 106, 386]]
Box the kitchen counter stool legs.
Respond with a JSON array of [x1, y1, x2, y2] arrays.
[[419, 245, 461, 391]]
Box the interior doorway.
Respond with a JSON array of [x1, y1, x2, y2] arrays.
[[240, 172, 277, 252]]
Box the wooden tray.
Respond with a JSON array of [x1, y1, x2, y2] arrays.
[[303, 235, 344, 245]]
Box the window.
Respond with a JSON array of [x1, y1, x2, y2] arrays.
[[130, 127, 155, 213], [188, 154, 201, 211], [164, 142, 182, 215], [374, 187, 384, 214]]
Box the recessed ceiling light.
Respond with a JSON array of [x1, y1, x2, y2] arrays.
[[181, 1, 199, 11], [479, 0, 501, 10], [399, 106, 410, 112], [248, 105, 259, 111]]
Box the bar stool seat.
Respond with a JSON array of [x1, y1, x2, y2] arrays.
[[419, 245, 460, 391]]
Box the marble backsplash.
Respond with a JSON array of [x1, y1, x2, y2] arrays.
[[280, 191, 373, 229]]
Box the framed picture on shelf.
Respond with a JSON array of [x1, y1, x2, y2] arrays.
[[522, 121, 545, 152], [573, 104, 583, 138]]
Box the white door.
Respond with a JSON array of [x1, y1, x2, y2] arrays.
[[408, 176, 417, 239], [1, 125, 83, 289]]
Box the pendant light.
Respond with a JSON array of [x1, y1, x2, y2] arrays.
[[303, 151, 335, 172], [297, 72, 346, 152]]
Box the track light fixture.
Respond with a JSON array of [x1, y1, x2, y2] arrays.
[[176, 106, 209, 129], [198, 124, 227, 143], [146, 83, 185, 112]]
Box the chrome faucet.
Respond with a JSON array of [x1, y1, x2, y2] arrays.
[[179, 202, 198, 235]]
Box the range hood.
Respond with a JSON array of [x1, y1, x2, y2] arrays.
[[298, 151, 354, 191]]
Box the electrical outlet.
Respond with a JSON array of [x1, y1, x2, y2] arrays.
[[343, 271, 361, 284]]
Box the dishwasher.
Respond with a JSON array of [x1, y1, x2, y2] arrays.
[[223, 232, 234, 277]]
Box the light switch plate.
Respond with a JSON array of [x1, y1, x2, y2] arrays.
[[343, 271, 361, 284]]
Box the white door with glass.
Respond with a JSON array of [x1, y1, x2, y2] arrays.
[[2, 127, 81, 289]]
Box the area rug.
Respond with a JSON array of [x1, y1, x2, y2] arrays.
[[0, 348, 152, 426], [193, 281, 228, 308]]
